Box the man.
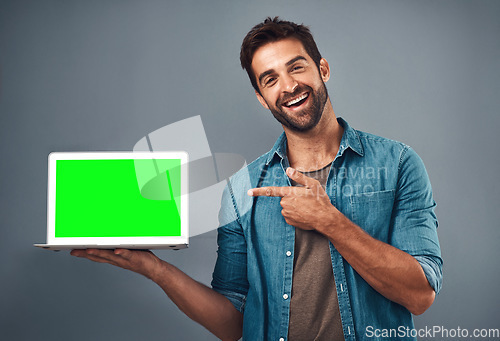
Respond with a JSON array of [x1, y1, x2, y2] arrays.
[[72, 17, 442, 341]]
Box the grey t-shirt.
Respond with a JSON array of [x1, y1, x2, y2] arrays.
[[288, 164, 345, 341]]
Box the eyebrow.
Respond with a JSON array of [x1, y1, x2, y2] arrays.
[[286, 56, 307, 67], [257, 55, 308, 86]]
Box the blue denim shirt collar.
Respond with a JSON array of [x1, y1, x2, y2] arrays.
[[265, 117, 364, 166]]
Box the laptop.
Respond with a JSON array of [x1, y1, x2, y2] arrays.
[[34, 151, 189, 251]]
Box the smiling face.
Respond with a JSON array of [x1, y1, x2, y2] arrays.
[[251, 38, 330, 132]]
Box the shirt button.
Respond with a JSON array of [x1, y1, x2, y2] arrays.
[[279, 338, 285, 341], [286, 251, 292, 257], [283, 294, 289, 300]]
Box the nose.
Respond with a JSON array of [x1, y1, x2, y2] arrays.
[[282, 74, 298, 93]]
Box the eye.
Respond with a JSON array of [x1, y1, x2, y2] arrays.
[[291, 65, 304, 72], [264, 77, 277, 87]]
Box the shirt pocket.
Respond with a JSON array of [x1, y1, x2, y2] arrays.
[[348, 189, 395, 243]]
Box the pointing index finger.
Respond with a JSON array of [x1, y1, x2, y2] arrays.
[[248, 186, 293, 197]]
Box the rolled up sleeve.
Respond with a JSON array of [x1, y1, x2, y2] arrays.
[[414, 255, 443, 294]]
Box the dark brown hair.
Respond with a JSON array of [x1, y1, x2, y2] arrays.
[[240, 17, 322, 94]]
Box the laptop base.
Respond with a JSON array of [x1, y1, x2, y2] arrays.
[[33, 243, 188, 251]]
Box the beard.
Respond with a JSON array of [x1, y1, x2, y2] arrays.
[[267, 82, 329, 132]]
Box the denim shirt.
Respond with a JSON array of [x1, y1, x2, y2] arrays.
[[212, 118, 442, 341]]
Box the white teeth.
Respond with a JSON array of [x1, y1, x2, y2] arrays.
[[285, 93, 308, 107]]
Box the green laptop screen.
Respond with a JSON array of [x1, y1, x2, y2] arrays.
[[55, 159, 182, 237]]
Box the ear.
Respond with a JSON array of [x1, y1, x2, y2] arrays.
[[255, 91, 270, 109], [319, 58, 330, 82]]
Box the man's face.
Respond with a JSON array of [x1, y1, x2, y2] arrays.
[[251, 38, 330, 132]]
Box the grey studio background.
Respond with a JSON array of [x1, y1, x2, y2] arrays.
[[1, 0, 499, 340]]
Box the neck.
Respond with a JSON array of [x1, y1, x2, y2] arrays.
[[283, 99, 343, 172]]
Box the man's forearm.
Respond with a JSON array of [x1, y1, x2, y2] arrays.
[[151, 260, 243, 340], [317, 209, 435, 315], [71, 249, 242, 340]]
